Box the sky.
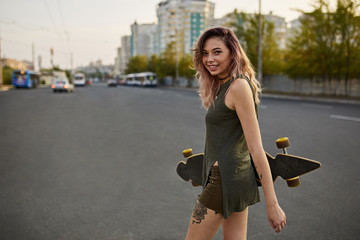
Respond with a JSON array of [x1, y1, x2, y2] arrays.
[[0, 0, 337, 70]]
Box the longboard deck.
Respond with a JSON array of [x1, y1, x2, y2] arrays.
[[177, 152, 321, 187], [177, 154, 203, 186]]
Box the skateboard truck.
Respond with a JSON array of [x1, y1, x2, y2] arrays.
[[276, 137, 300, 187]]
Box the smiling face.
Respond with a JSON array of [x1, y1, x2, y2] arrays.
[[202, 37, 232, 79]]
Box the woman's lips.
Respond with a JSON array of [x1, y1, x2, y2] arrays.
[[208, 65, 218, 71]]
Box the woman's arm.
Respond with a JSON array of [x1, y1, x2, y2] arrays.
[[226, 78, 286, 233]]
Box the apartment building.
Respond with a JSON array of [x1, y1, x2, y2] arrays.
[[114, 47, 122, 76], [113, 35, 132, 75], [156, 0, 215, 57], [115, 1, 295, 73], [131, 22, 158, 58], [120, 36, 131, 74]]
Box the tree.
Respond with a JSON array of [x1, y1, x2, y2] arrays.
[[261, 20, 285, 76], [158, 42, 176, 80], [285, 9, 323, 82], [179, 54, 196, 87], [228, 10, 258, 68], [285, 0, 360, 96], [126, 55, 147, 74], [65, 70, 72, 83], [2, 66, 13, 85], [228, 10, 284, 77], [333, 0, 360, 95], [147, 54, 159, 73]]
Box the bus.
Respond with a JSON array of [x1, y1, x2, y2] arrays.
[[73, 73, 86, 86], [137, 72, 157, 87], [12, 70, 40, 88], [123, 72, 157, 87], [124, 73, 136, 86]]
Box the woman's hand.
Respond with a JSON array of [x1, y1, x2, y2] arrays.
[[267, 202, 286, 233]]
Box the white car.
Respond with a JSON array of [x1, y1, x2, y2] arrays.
[[52, 78, 74, 93], [107, 79, 117, 87]]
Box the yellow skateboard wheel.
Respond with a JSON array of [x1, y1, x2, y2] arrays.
[[276, 137, 290, 149], [183, 148, 193, 158], [286, 176, 300, 187]]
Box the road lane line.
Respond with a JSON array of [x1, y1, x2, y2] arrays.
[[302, 103, 333, 109], [329, 114, 360, 122]]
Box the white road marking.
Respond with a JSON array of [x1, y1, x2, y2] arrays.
[[302, 103, 333, 110], [329, 114, 360, 122]]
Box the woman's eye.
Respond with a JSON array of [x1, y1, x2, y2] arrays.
[[215, 51, 222, 55], [202, 52, 208, 56]]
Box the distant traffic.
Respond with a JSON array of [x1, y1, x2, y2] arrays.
[[73, 73, 86, 86], [10, 70, 157, 91], [12, 70, 40, 88], [51, 79, 75, 93], [118, 72, 157, 87]]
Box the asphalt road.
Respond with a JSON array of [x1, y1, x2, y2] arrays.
[[1, 84, 359, 240]]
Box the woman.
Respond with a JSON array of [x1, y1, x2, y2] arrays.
[[185, 27, 286, 239]]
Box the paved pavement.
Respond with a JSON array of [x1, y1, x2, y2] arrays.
[[1, 84, 359, 239], [2, 83, 360, 105]]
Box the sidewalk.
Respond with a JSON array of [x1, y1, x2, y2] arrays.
[[162, 85, 360, 105], [0, 85, 49, 91], [0, 85, 13, 92]]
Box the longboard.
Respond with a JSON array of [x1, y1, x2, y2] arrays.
[[177, 137, 322, 187]]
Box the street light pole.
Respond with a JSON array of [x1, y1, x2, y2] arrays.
[[175, 10, 179, 87], [175, 31, 179, 87], [257, 0, 262, 83]]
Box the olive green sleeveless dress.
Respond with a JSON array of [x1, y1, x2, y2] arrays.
[[202, 76, 260, 219]]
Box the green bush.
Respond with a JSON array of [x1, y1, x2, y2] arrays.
[[2, 66, 13, 85]]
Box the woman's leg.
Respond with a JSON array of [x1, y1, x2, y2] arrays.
[[185, 200, 224, 240], [222, 207, 249, 240]]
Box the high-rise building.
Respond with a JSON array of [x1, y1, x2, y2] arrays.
[[114, 47, 121, 76], [131, 22, 158, 58], [156, 0, 215, 57], [120, 36, 131, 73]]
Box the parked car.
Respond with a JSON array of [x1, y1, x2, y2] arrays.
[[51, 78, 74, 93], [107, 79, 117, 87]]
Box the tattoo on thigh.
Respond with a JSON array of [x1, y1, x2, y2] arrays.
[[192, 201, 208, 224]]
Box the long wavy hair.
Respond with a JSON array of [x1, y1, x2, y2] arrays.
[[192, 27, 261, 109]]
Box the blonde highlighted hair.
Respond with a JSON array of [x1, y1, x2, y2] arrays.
[[192, 27, 261, 109]]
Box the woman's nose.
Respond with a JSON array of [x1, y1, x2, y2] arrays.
[[207, 54, 214, 62]]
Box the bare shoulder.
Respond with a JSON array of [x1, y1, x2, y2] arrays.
[[228, 77, 253, 99], [226, 77, 254, 110]]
